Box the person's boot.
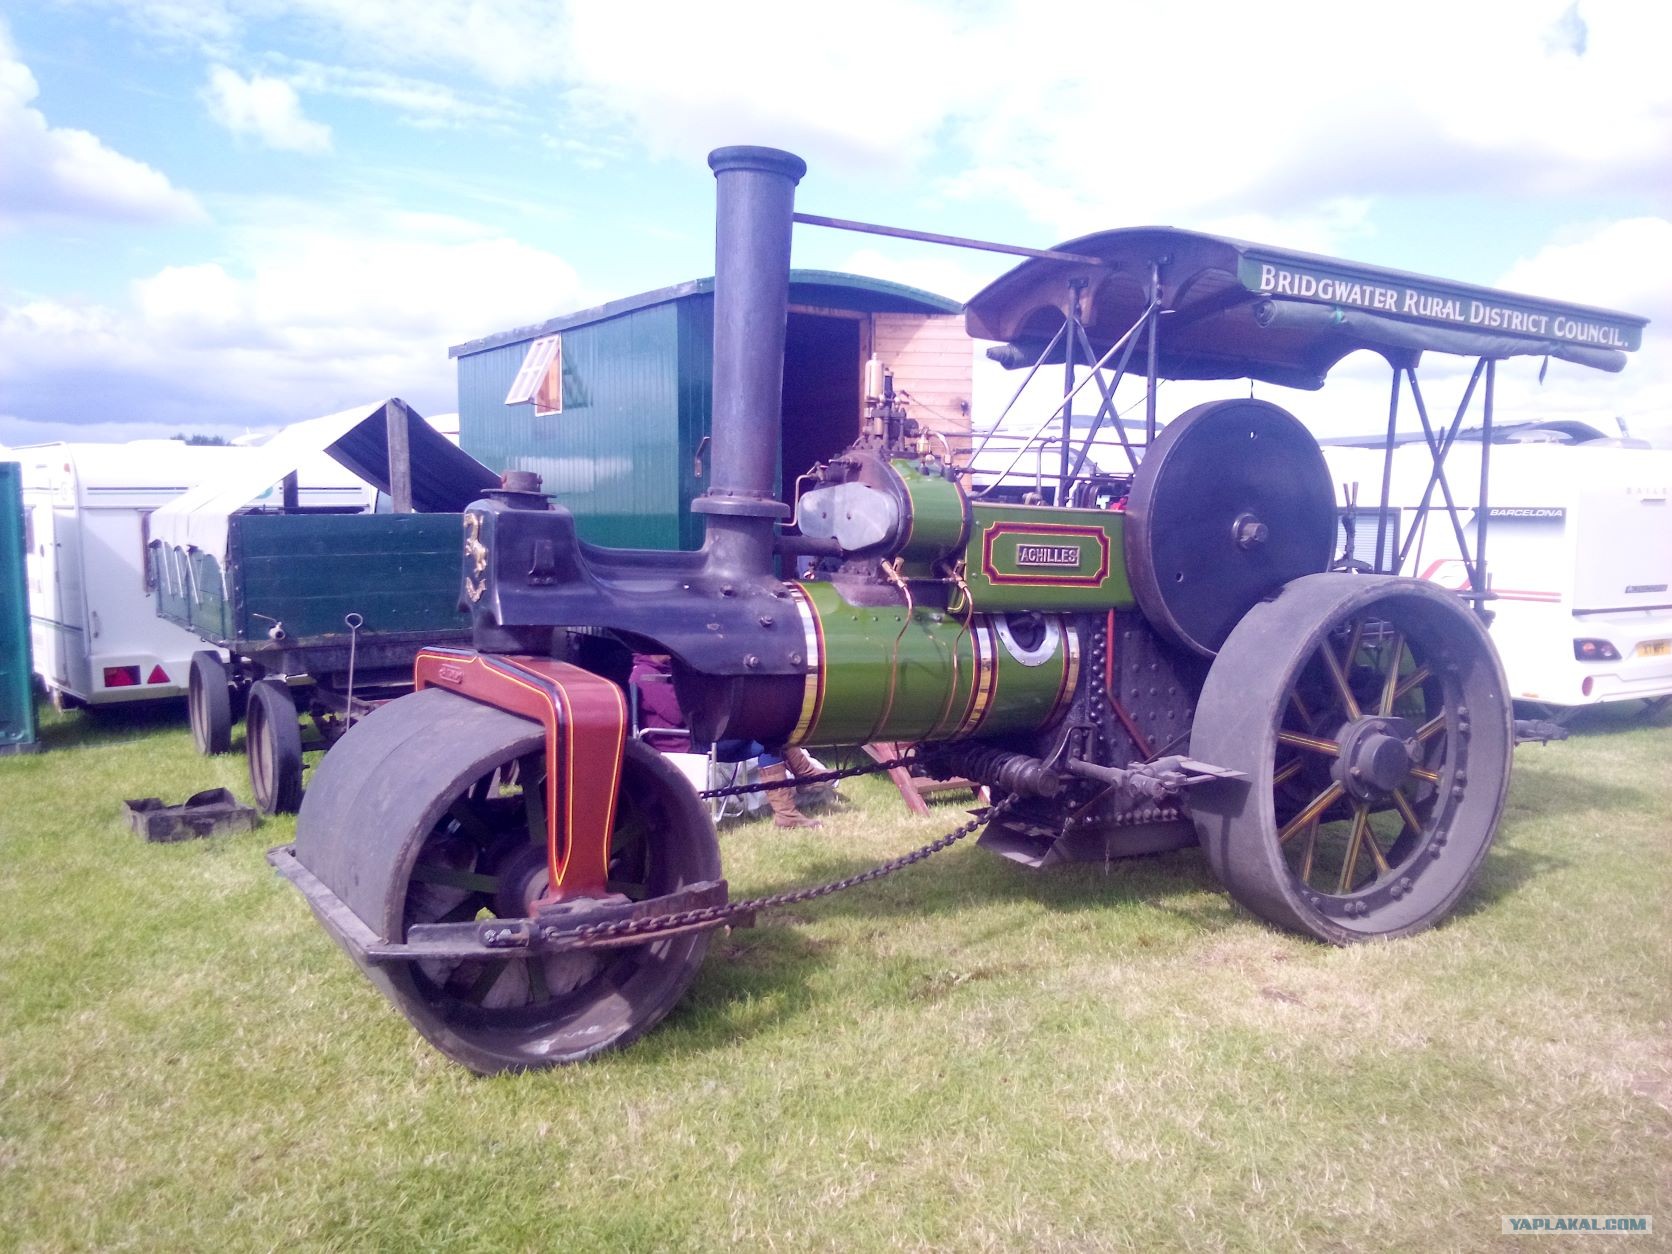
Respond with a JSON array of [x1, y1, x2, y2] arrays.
[[781, 746, 820, 779], [761, 762, 821, 828]]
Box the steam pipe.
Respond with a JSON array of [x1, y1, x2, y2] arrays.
[[694, 145, 807, 581]]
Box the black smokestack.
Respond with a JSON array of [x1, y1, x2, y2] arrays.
[[693, 145, 806, 580]]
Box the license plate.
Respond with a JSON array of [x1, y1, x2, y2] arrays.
[[1638, 639, 1671, 657]]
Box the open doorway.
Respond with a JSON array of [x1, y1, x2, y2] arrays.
[[781, 311, 862, 499]]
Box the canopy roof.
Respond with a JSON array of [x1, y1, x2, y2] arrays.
[[965, 228, 1647, 390]]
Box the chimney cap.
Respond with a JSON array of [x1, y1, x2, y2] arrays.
[[708, 146, 807, 183]]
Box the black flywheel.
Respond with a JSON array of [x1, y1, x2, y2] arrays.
[[1125, 398, 1337, 656]]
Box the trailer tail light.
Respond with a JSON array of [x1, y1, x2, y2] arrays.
[[147, 665, 169, 684], [1573, 639, 1620, 661], [103, 665, 141, 687]]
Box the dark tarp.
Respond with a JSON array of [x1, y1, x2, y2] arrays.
[[328, 399, 500, 513], [965, 227, 1646, 387]]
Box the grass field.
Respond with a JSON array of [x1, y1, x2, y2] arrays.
[[2, 698, 1668, 1251]]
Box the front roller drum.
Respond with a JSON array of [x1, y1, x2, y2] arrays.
[[288, 686, 719, 1073], [1189, 573, 1513, 943]]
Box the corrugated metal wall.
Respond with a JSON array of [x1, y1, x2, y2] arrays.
[[458, 303, 693, 550], [674, 296, 714, 550], [456, 278, 965, 554]]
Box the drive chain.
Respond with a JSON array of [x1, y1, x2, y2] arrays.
[[569, 791, 1014, 944], [695, 752, 918, 800]]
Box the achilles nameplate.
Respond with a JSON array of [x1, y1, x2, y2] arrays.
[[1016, 544, 1081, 566], [980, 521, 1112, 588]]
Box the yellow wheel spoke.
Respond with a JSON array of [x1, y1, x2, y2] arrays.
[[1408, 766, 1441, 784], [1320, 639, 1362, 721], [1362, 820, 1393, 877], [1273, 757, 1304, 787], [1338, 805, 1370, 893], [1276, 731, 1340, 757], [1377, 631, 1406, 716], [1390, 786, 1424, 836], [1298, 819, 1319, 882], [1392, 665, 1432, 703], [1415, 714, 1446, 743], [1289, 689, 1313, 723], [1279, 781, 1344, 844], [1343, 618, 1367, 674]]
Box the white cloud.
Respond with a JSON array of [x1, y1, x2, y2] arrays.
[[64, 2, 1672, 241], [939, 0, 1672, 245], [279, 58, 519, 130], [203, 65, 332, 152], [1492, 217, 1672, 441], [833, 246, 1006, 307], [0, 204, 586, 438], [0, 23, 204, 226]]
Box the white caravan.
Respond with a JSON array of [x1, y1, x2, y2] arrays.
[[1324, 434, 1672, 712], [20, 441, 252, 708], [18, 440, 371, 709]]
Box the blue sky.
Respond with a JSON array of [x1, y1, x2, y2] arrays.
[[1, 0, 1668, 447]]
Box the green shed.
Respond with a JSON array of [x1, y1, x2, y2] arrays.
[[1, 462, 39, 755], [450, 270, 969, 550]]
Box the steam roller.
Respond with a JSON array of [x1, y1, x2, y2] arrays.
[[271, 145, 1514, 1072]]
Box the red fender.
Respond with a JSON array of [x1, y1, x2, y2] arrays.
[[414, 648, 627, 901]]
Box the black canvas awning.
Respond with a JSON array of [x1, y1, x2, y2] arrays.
[[965, 228, 1647, 388]]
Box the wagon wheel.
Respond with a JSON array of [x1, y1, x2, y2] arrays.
[[188, 651, 233, 755], [1190, 573, 1512, 943], [293, 687, 719, 1074], [247, 678, 304, 814]]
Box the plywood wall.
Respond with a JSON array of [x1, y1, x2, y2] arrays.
[[872, 314, 973, 453]]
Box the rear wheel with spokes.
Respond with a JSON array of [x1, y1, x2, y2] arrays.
[[1191, 573, 1513, 943]]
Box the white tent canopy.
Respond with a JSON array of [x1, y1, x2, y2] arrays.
[[150, 399, 497, 558]]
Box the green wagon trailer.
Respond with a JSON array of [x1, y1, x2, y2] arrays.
[[149, 399, 497, 813]]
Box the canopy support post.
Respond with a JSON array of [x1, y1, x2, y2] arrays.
[[1144, 261, 1161, 443], [1059, 279, 1084, 505], [1474, 358, 1497, 622], [1374, 370, 1400, 572], [1065, 309, 1148, 484], [1395, 360, 1489, 603], [385, 400, 414, 514]]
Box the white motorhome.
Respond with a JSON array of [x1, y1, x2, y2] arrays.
[[1324, 431, 1672, 712]]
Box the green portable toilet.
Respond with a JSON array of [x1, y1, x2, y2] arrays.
[[0, 462, 39, 754]]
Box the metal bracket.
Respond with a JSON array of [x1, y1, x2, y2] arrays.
[[396, 880, 732, 959], [1067, 754, 1245, 801]]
